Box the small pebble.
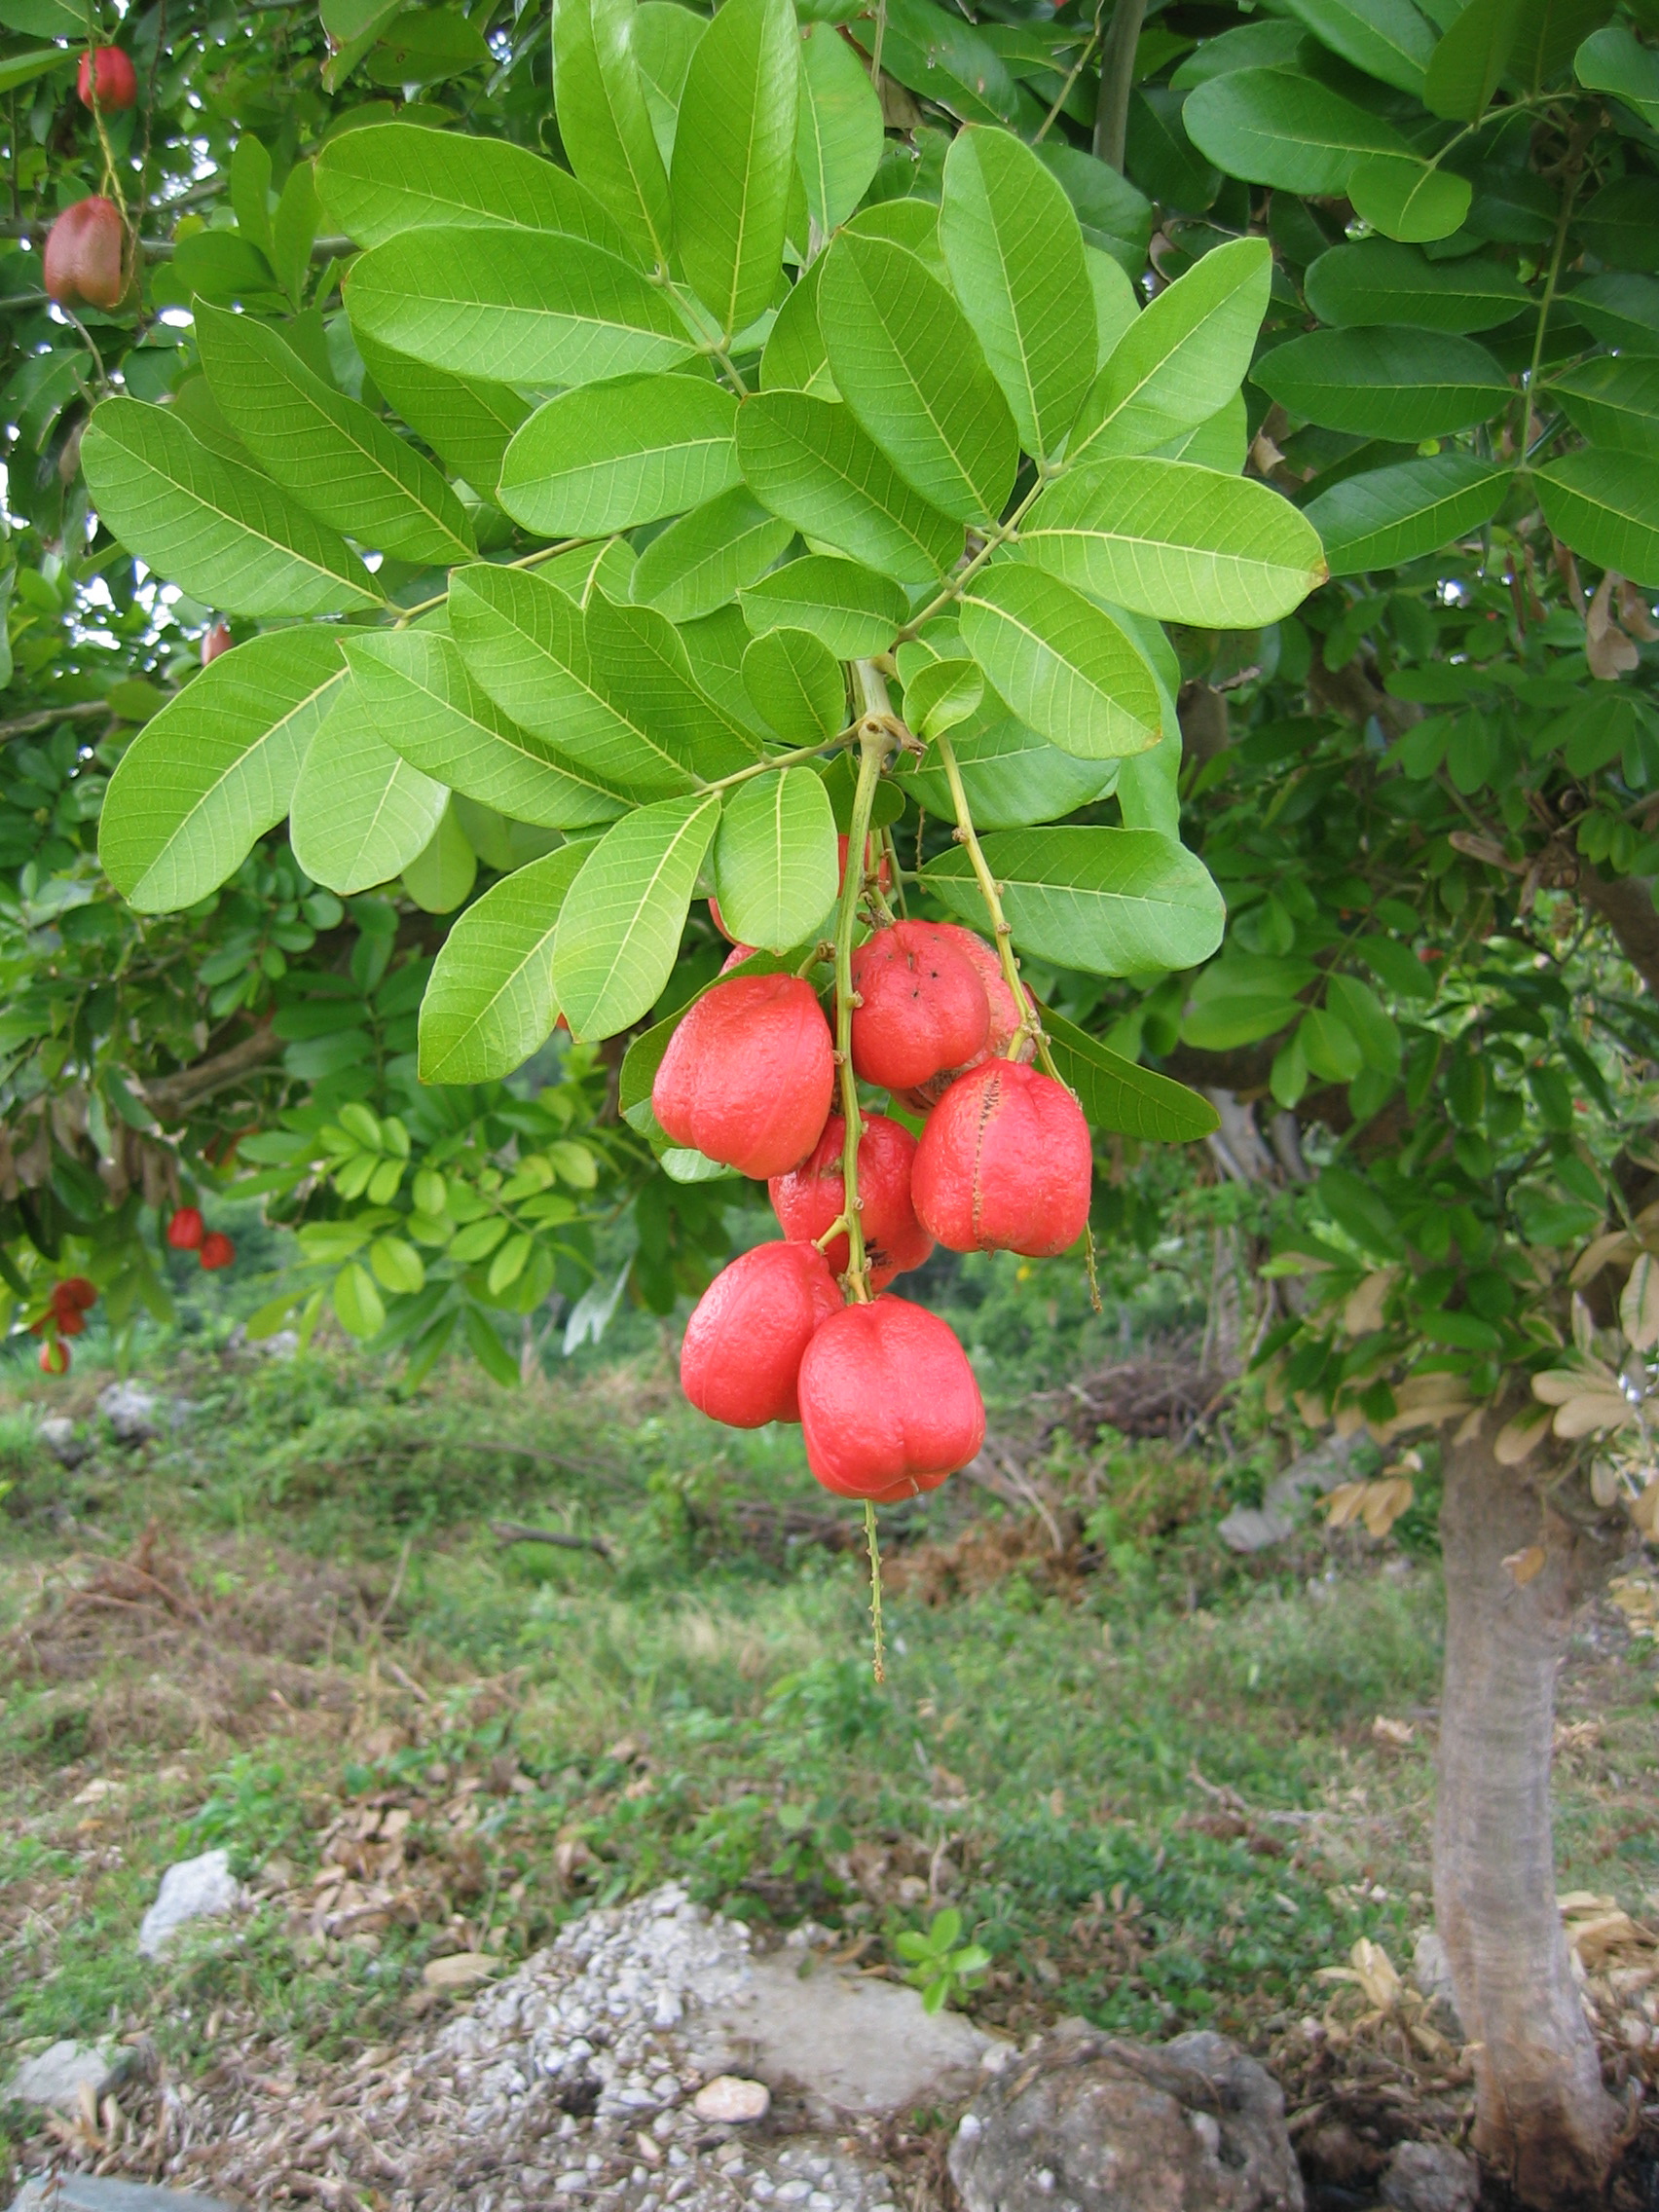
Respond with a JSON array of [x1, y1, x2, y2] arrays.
[[693, 2074, 771, 2123]]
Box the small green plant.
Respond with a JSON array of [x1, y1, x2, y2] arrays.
[[894, 1907, 990, 2016]]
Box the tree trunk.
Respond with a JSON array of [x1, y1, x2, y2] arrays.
[[1435, 1409, 1622, 2207]]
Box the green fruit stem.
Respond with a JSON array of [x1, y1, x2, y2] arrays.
[[837, 671, 892, 1305], [932, 729, 1036, 1059]]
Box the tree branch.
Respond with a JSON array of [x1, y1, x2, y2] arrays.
[[1090, 0, 1146, 171], [0, 699, 112, 744], [138, 1024, 284, 1119], [1577, 866, 1659, 999]]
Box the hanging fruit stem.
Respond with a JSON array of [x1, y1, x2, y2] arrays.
[[864, 1499, 886, 1685], [933, 730, 1037, 1058]]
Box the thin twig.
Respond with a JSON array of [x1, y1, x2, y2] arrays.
[[489, 1519, 613, 1562]]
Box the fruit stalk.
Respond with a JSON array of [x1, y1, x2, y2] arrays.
[[835, 673, 893, 1305], [932, 730, 1035, 1058], [864, 1499, 886, 1685]]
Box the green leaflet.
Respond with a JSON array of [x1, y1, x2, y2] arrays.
[[1041, 1004, 1220, 1141], [630, 486, 793, 623], [1346, 155, 1470, 242], [289, 679, 450, 896], [739, 553, 909, 658], [419, 843, 592, 1083], [1153, 392, 1248, 472], [1424, 0, 1519, 118], [1169, 20, 1310, 84], [498, 373, 742, 538], [735, 390, 963, 584], [1304, 238, 1530, 331], [1536, 450, 1659, 587], [635, 1, 706, 166], [898, 716, 1120, 828], [99, 632, 348, 912], [711, 767, 838, 950], [315, 120, 631, 254], [403, 799, 479, 915], [553, 0, 674, 266], [346, 227, 694, 387], [81, 399, 382, 618], [344, 631, 629, 830], [741, 627, 847, 742], [354, 329, 531, 493], [552, 792, 723, 1038], [1305, 455, 1512, 575], [796, 21, 883, 235], [1550, 355, 1659, 458], [958, 564, 1162, 761], [761, 259, 836, 398], [1017, 458, 1328, 626], [819, 232, 1019, 527], [1251, 327, 1510, 440], [1070, 236, 1270, 463], [1575, 20, 1659, 129], [940, 127, 1095, 463], [1182, 66, 1411, 195], [1279, 0, 1437, 93], [672, 0, 799, 340], [447, 563, 697, 799], [923, 824, 1226, 976], [194, 302, 476, 568], [587, 591, 764, 782], [1567, 274, 1659, 355]]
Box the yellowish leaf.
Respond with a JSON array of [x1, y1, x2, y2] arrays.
[[1360, 1477, 1414, 1537], [1494, 1405, 1550, 1464], [1323, 1481, 1367, 1530], [1570, 1230, 1635, 1286], [1552, 1390, 1635, 1438], [1344, 1267, 1398, 1338], [1622, 1252, 1659, 1350], [1503, 1544, 1547, 1586]]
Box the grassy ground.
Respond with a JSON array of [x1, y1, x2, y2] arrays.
[[2, 1321, 1657, 2178]]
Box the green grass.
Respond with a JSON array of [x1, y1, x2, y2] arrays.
[[2, 1327, 1654, 2131]]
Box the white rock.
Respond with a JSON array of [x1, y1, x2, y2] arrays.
[[98, 1382, 159, 1445], [6, 2039, 120, 2108], [137, 1847, 241, 1956], [694, 2076, 771, 2123], [38, 1415, 89, 1467]]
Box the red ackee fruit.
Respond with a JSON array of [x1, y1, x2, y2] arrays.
[[77, 47, 137, 109], [42, 197, 127, 312], [849, 921, 990, 1093], [680, 1241, 842, 1427], [836, 834, 892, 899], [770, 1114, 933, 1290], [200, 1231, 236, 1271], [798, 1297, 985, 1500], [53, 1276, 96, 1313], [55, 1309, 86, 1337], [201, 621, 234, 666], [896, 924, 1037, 1111], [719, 941, 757, 973], [913, 1060, 1093, 1258], [653, 974, 833, 1178], [166, 1206, 204, 1251], [40, 1339, 70, 1376]]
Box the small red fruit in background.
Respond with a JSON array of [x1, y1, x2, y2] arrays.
[[77, 47, 137, 109], [719, 941, 757, 973], [42, 197, 127, 312], [166, 1205, 204, 1251], [836, 833, 892, 898], [40, 1339, 70, 1376], [53, 1276, 96, 1314], [201, 621, 234, 666], [770, 1114, 933, 1290], [680, 1241, 842, 1427], [200, 1231, 235, 1271], [913, 1060, 1092, 1257], [850, 921, 989, 1092], [708, 896, 735, 943], [55, 1308, 86, 1338], [653, 974, 833, 1178], [798, 1297, 984, 1500]]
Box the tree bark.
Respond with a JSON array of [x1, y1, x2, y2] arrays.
[[1090, 0, 1146, 171], [1578, 866, 1659, 1000], [1436, 1409, 1622, 2207]]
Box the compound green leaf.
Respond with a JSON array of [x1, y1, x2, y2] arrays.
[[419, 843, 591, 1082], [316, 119, 630, 252], [553, 792, 723, 1037], [1018, 458, 1327, 625], [1550, 354, 1659, 458], [735, 389, 963, 583], [796, 21, 883, 235], [1071, 235, 1270, 463], [99, 631, 347, 911], [959, 564, 1162, 760], [1536, 450, 1659, 586], [194, 302, 476, 567], [498, 372, 741, 538], [741, 627, 846, 741], [1305, 454, 1512, 574], [345, 630, 630, 829], [738, 553, 908, 657], [820, 231, 1019, 527], [1253, 327, 1510, 439], [631, 486, 793, 622], [1304, 238, 1530, 330], [1280, 0, 1436, 92], [672, 0, 799, 339], [82, 398, 382, 617], [290, 680, 449, 894], [712, 767, 838, 950], [924, 824, 1226, 976], [347, 227, 693, 387], [1182, 66, 1410, 194], [553, 0, 673, 265], [940, 126, 1094, 464]]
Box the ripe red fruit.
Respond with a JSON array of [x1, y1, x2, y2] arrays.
[[913, 1060, 1092, 1257], [708, 895, 736, 943], [719, 941, 757, 973], [201, 621, 234, 666], [896, 925, 1037, 1111], [770, 1114, 933, 1290], [78, 47, 138, 108], [836, 834, 892, 898], [849, 921, 990, 1093], [56, 1308, 86, 1338], [53, 1276, 96, 1313], [653, 974, 833, 1178], [681, 1242, 842, 1426], [200, 1231, 236, 1271], [798, 1297, 984, 1500], [42, 197, 127, 312], [40, 1339, 70, 1376], [166, 1205, 204, 1251]]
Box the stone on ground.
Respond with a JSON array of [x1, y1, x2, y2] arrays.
[[948, 2021, 1304, 2212], [10, 2181, 237, 2212], [1381, 2141, 1479, 2212], [96, 1384, 158, 1446], [137, 1849, 241, 1957], [5, 2044, 121, 2112], [692, 2076, 771, 2122]]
